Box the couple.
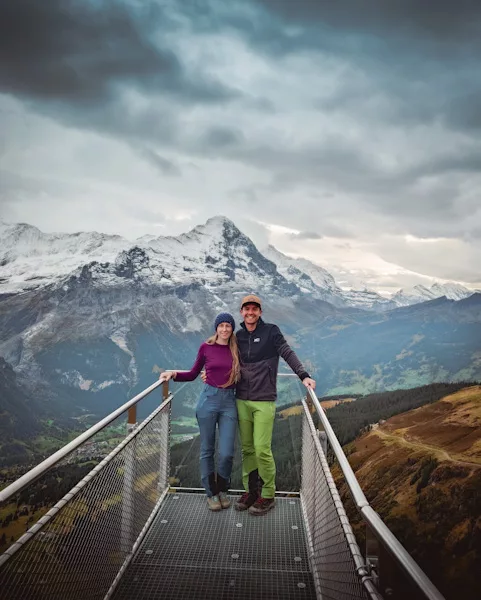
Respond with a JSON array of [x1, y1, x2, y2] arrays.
[[160, 294, 316, 516]]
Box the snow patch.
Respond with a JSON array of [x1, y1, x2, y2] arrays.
[[97, 380, 116, 390], [61, 370, 92, 390], [110, 334, 133, 356]]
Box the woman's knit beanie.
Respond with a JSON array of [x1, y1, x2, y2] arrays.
[[214, 312, 235, 332]]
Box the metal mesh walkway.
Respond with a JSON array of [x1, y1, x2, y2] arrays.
[[0, 381, 446, 600], [111, 492, 316, 600]]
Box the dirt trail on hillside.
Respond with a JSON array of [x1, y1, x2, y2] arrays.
[[374, 428, 480, 468]]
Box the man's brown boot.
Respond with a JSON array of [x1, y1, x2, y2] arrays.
[[235, 492, 258, 511], [248, 497, 275, 516]]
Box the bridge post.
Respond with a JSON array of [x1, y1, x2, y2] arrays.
[[318, 430, 328, 456], [121, 405, 137, 553], [310, 392, 328, 455], [366, 524, 426, 599], [306, 389, 312, 410], [365, 525, 381, 588], [159, 380, 170, 489]]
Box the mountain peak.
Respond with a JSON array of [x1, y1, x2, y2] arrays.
[[0, 220, 43, 242], [172, 216, 251, 254], [205, 215, 236, 228], [193, 216, 242, 240], [393, 282, 474, 306]]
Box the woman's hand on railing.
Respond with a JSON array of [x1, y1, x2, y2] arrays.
[[159, 371, 176, 382]]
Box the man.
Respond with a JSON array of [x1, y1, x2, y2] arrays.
[[234, 294, 316, 515]]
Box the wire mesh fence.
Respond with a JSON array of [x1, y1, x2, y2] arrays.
[[1, 378, 443, 600], [300, 399, 381, 600], [0, 399, 171, 600]]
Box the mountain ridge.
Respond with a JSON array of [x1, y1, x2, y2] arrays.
[[1, 216, 480, 425], [1, 216, 476, 307]]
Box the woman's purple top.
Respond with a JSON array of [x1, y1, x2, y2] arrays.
[[174, 342, 235, 389]]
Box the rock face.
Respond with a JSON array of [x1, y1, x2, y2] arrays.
[[0, 216, 480, 428]]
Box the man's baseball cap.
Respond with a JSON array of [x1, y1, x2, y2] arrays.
[[240, 294, 262, 309]]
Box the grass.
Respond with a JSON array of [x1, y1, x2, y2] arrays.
[[279, 405, 304, 418], [134, 472, 158, 493], [279, 398, 354, 419], [0, 505, 50, 550]]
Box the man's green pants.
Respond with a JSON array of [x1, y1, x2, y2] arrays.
[[236, 399, 276, 499]]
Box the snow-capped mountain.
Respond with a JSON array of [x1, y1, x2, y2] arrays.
[[0, 220, 128, 294], [339, 287, 396, 311], [262, 245, 344, 305], [0, 216, 343, 428], [1, 216, 481, 436], [262, 245, 396, 311], [0, 217, 294, 299], [1, 217, 476, 313], [0, 216, 310, 395], [393, 283, 475, 307], [0, 216, 393, 311]]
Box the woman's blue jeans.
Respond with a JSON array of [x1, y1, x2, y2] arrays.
[[196, 384, 237, 497]]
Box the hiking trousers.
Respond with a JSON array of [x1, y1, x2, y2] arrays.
[[196, 384, 237, 497], [236, 399, 276, 499]]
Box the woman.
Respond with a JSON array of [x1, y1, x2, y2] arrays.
[[160, 312, 240, 511]]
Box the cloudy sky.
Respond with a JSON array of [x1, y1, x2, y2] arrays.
[[1, 0, 481, 294]]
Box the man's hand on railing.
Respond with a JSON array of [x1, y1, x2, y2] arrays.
[[200, 370, 207, 383], [159, 371, 177, 383], [302, 377, 316, 390]]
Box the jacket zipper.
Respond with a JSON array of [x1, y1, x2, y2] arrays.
[[248, 332, 252, 397]]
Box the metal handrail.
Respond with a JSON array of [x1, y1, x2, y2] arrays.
[[301, 398, 383, 600], [306, 387, 445, 600], [0, 395, 172, 569], [0, 379, 165, 505], [0, 375, 446, 600]]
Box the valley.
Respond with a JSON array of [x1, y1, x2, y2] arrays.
[[1, 374, 480, 600], [338, 386, 481, 600]]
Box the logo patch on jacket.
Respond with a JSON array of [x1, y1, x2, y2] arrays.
[[254, 337, 260, 342]]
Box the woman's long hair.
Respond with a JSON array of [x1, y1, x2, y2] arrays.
[[205, 331, 241, 387]]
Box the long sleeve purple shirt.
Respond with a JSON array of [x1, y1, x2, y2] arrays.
[[174, 342, 235, 389]]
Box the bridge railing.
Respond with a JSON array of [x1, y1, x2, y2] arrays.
[[301, 396, 382, 600], [304, 387, 445, 600], [0, 380, 171, 600], [0, 379, 446, 600]]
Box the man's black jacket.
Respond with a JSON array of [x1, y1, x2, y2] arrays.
[[235, 318, 310, 401]]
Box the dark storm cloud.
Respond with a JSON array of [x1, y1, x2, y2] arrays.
[[195, 126, 371, 183], [201, 126, 245, 149], [251, 0, 481, 45], [222, 1, 481, 134], [314, 61, 481, 133], [445, 90, 481, 131], [408, 148, 481, 178], [193, 124, 410, 200], [191, 114, 480, 229], [160, 1, 481, 204], [0, 0, 239, 107], [137, 148, 181, 177]]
